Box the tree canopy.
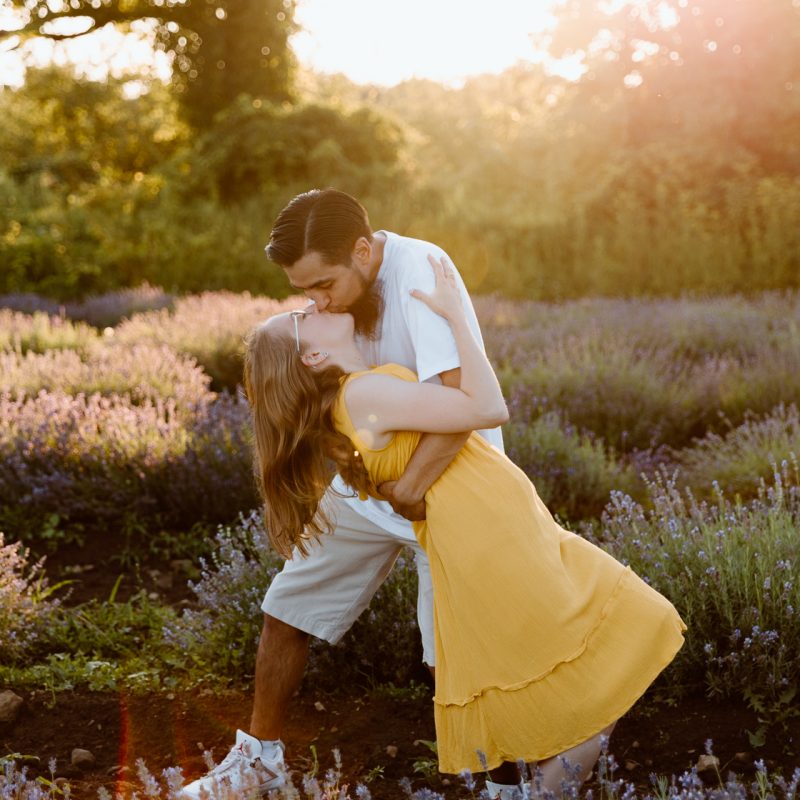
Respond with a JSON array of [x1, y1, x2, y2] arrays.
[[542, 0, 800, 171], [0, 0, 296, 128], [1, 0, 798, 300]]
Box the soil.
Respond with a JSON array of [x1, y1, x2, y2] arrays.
[[3, 686, 799, 799], [8, 540, 800, 798], [35, 536, 199, 608]]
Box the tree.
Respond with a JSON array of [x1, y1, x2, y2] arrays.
[[540, 0, 800, 174], [0, 66, 187, 188], [0, 0, 297, 129]]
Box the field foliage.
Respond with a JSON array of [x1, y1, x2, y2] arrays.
[[1, 289, 799, 737], [3, 0, 799, 303]]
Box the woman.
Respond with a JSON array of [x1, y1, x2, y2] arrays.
[[243, 256, 686, 789]]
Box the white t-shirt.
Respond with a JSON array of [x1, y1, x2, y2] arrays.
[[330, 230, 504, 538]]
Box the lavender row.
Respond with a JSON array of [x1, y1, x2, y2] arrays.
[[0, 391, 257, 542], [0, 282, 174, 329], [475, 292, 800, 363], [583, 461, 800, 706], [0, 309, 99, 354], [114, 291, 305, 390], [166, 461, 800, 706], [0, 345, 211, 413], [3, 290, 800, 525], [498, 330, 800, 452], [4, 459, 798, 714]]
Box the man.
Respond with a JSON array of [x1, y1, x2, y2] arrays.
[[181, 189, 507, 798]]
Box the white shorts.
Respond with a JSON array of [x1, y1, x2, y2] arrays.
[[261, 490, 436, 665]]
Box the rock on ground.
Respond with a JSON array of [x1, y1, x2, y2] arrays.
[[0, 690, 23, 725], [71, 749, 97, 770]]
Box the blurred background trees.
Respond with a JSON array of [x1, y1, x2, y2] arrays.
[[0, 0, 798, 300], [2, 0, 296, 128]]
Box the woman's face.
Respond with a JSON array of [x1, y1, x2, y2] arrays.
[[268, 308, 355, 355]]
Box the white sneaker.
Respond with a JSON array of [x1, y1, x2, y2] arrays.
[[180, 730, 286, 799], [486, 780, 529, 800]]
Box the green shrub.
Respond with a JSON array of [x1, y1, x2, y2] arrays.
[[677, 404, 800, 501], [504, 410, 641, 521], [0, 590, 177, 692], [48, 589, 175, 667]]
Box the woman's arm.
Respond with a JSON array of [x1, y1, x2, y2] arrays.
[[345, 256, 508, 439]]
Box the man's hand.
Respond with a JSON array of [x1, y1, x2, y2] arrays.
[[379, 480, 427, 521]]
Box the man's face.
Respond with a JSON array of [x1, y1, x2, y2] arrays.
[[284, 251, 367, 313]]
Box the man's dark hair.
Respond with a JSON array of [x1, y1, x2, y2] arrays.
[[265, 189, 373, 267]]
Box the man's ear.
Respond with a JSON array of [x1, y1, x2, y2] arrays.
[[300, 351, 329, 368], [352, 236, 372, 267]]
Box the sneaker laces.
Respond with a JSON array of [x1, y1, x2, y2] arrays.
[[212, 742, 266, 780]]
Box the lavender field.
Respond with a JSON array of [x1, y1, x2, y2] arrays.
[[1, 288, 799, 767]]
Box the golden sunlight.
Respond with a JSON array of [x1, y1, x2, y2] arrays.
[[292, 0, 566, 85], [0, 0, 587, 88]]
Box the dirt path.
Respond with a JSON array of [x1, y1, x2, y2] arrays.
[[3, 687, 799, 798]]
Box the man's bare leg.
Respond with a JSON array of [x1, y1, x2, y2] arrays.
[[249, 614, 311, 740]]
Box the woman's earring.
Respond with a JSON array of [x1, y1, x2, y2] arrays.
[[301, 350, 330, 368]]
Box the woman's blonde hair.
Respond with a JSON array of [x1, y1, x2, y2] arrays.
[[243, 321, 376, 558]]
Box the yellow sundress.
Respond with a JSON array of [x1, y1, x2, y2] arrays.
[[333, 364, 686, 774]]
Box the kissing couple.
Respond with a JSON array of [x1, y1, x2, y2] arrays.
[[180, 189, 685, 799]]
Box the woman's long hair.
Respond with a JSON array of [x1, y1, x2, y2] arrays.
[[243, 323, 376, 558]]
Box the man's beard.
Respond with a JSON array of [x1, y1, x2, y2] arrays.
[[349, 277, 384, 340]]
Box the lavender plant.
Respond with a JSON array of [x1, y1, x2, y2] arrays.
[[677, 405, 800, 501], [162, 512, 282, 679], [480, 294, 800, 452], [64, 282, 174, 328], [592, 463, 800, 707], [0, 757, 70, 799], [165, 512, 423, 688], [115, 292, 305, 391], [0, 533, 62, 663], [503, 409, 641, 521], [2, 742, 799, 800], [0, 344, 212, 413], [499, 334, 692, 451], [0, 291, 62, 315], [0, 284, 173, 328], [0, 309, 99, 354], [0, 390, 255, 542], [690, 342, 800, 438], [476, 292, 800, 366]]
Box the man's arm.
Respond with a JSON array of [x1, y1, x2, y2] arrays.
[[378, 367, 470, 521]]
